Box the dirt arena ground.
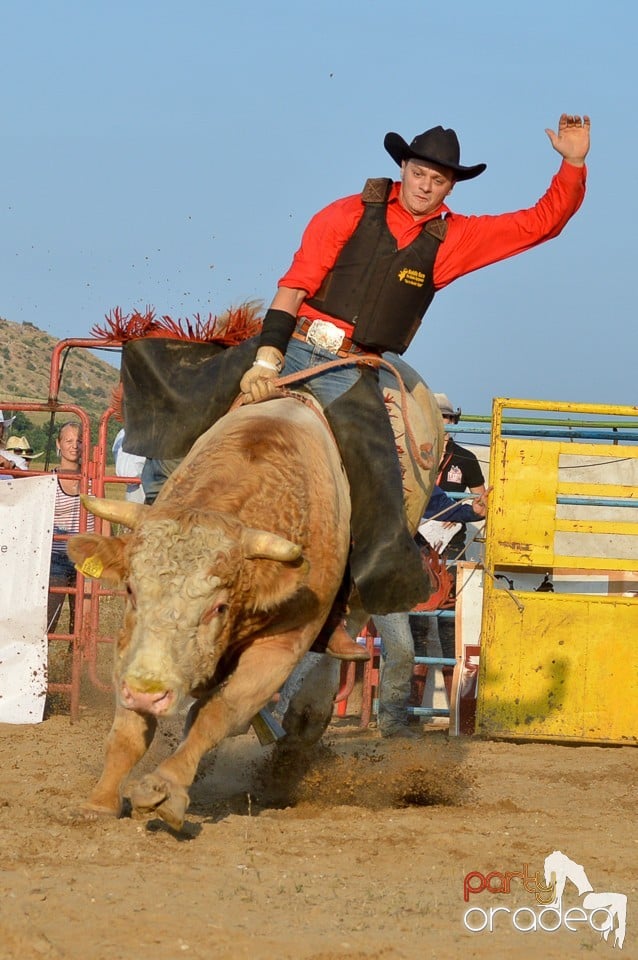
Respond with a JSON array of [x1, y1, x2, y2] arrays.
[[0, 677, 635, 960]]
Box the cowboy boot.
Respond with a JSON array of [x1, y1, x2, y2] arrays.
[[323, 368, 431, 614], [325, 622, 370, 661], [310, 574, 370, 661]]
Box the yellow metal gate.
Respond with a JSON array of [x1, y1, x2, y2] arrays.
[[476, 398, 638, 744]]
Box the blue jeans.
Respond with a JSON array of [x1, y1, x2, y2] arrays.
[[141, 458, 183, 504], [282, 336, 362, 406], [375, 613, 416, 731], [48, 552, 78, 633], [50, 551, 76, 586], [284, 336, 428, 613]]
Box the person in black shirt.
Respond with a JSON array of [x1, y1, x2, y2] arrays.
[[435, 393, 486, 550], [429, 393, 486, 658]]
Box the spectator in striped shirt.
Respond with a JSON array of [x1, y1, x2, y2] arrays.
[[47, 421, 93, 634]]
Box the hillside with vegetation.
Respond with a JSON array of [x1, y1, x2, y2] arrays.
[[0, 316, 122, 462]]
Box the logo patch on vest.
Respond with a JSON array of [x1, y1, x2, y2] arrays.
[[446, 465, 463, 484], [397, 267, 426, 288]]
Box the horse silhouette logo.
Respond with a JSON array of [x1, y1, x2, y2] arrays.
[[544, 850, 627, 949]]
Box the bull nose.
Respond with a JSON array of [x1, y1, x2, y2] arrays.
[[120, 680, 175, 715]]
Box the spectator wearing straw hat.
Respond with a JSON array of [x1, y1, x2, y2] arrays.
[[4, 434, 43, 469], [0, 411, 28, 473]]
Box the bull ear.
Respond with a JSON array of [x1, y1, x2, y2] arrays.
[[67, 533, 129, 584], [242, 527, 302, 562], [251, 557, 311, 613], [81, 494, 149, 529]]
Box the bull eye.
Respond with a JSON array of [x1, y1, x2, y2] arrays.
[[125, 582, 137, 610], [201, 601, 228, 625]]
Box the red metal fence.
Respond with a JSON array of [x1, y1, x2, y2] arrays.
[[1, 337, 125, 719], [3, 336, 451, 726]]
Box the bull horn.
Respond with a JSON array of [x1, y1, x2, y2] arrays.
[[242, 527, 302, 562], [80, 494, 150, 529]]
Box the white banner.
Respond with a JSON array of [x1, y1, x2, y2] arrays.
[[0, 475, 57, 723], [450, 561, 484, 737]]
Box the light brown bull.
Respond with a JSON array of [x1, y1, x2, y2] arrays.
[[69, 362, 443, 830]]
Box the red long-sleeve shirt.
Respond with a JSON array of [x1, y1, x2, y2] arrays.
[[278, 160, 586, 333]]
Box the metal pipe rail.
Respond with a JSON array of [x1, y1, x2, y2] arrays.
[[455, 426, 638, 442]]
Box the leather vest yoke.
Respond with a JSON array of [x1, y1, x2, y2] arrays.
[[307, 178, 447, 354]]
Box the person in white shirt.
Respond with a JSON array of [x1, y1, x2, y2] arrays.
[[112, 428, 146, 503], [0, 411, 27, 474]]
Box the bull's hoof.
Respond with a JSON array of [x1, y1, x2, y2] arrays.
[[129, 774, 190, 831]]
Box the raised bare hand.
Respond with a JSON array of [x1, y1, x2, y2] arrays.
[[545, 114, 591, 166]]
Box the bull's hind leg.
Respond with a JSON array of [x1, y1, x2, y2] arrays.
[[128, 637, 307, 829], [69, 706, 157, 820], [277, 653, 340, 746]]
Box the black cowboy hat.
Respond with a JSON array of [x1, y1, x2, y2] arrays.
[[384, 126, 486, 181]]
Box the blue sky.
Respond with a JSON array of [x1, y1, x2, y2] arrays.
[[1, 0, 635, 415]]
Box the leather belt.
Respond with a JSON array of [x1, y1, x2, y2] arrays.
[[292, 316, 367, 356]]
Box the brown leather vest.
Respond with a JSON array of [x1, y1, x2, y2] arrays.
[[306, 178, 447, 353]]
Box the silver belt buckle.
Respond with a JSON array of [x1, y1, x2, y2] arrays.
[[306, 319, 346, 353]]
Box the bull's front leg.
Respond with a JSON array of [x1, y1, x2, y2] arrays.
[[128, 636, 308, 830], [69, 705, 157, 820]]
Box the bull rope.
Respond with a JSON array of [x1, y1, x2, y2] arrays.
[[231, 353, 434, 473]]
